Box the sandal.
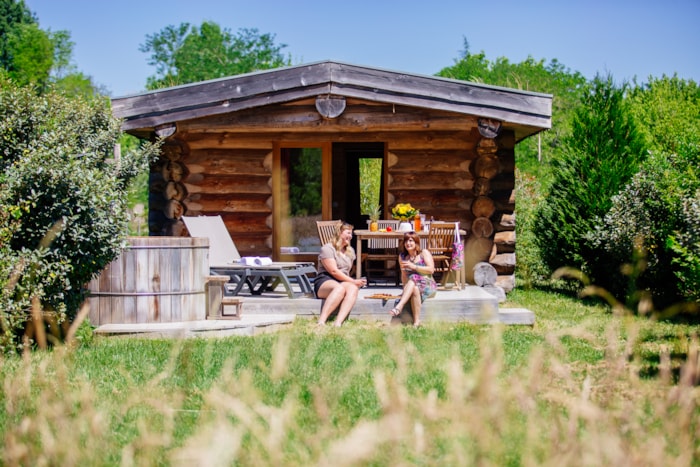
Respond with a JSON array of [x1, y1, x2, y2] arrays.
[[390, 307, 401, 317]]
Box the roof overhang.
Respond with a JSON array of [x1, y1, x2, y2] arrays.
[[112, 60, 552, 142]]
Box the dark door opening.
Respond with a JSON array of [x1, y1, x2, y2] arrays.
[[331, 142, 385, 230]]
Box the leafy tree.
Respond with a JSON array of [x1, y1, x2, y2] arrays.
[[0, 0, 99, 95], [289, 148, 322, 216], [360, 158, 382, 215], [438, 39, 588, 285], [438, 38, 588, 178], [667, 189, 700, 304], [628, 75, 700, 155], [5, 21, 53, 87], [534, 75, 648, 276], [0, 77, 160, 352], [140, 22, 289, 89], [0, 0, 35, 69], [584, 77, 700, 310]]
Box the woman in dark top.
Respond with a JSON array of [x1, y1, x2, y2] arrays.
[[315, 222, 367, 326]]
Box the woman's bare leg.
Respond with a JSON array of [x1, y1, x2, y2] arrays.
[[393, 280, 416, 315], [317, 282, 347, 324], [333, 282, 360, 326], [410, 287, 422, 325]]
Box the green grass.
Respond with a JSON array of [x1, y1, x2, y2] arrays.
[[1, 290, 698, 465]]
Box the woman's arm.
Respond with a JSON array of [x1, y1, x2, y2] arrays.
[[420, 250, 435, 275]]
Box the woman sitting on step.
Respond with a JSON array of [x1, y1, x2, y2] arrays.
[[390, 231, 437, 326], [314, 222, 367, 326]]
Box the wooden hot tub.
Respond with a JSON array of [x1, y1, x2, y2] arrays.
[[86, 237, 209, 325]]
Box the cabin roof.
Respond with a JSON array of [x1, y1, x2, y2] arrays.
[[112, 60, 552, 141]]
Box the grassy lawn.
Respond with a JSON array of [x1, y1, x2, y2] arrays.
[[1, 289, 698, 465]]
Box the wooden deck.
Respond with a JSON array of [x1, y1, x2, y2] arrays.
[[94, 285, 534, 338]]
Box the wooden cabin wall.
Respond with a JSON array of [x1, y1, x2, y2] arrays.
[[149, 138, 275, 257], [145, 100, 518, 290], [386, 129, 516, 291]]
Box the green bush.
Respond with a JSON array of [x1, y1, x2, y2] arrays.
[[667, 193, 700, 303], [586, 136, 700, 310], [0, 77, 159, 351]]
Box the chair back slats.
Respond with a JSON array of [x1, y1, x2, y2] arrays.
[[316, 220, 342, 247], [426, 222, 455, 272]]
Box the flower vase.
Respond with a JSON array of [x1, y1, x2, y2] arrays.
[[398, 221, 413, 232]]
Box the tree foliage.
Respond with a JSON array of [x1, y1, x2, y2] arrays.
[[534, 75, 648, 274], [442, 42, 700, 312], [0, 0, 35, 69], [628, 75, 700, 155], [140, 22, 289, 90], [0, 0, 99, 96], [582, 77, 700, 310], [437, 38, 588, 178], [0, 77, 160, 352]]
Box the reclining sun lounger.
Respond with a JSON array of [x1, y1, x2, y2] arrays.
[[182, 215, 316, 299]]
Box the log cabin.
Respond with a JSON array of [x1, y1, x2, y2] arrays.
[[111, 60, 552, 291]]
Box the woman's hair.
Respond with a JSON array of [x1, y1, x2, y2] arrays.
[[332, 222, 355, 256], [401, 231, 423, 255]]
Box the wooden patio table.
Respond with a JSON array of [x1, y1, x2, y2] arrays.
[[353, 228, 465, 279]]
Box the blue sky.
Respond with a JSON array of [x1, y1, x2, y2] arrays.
[[25, 0, 700, 97]]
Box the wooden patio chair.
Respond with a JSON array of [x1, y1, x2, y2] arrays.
[[316, 220, 342, 247], [363, 219, 400, 286], [425, 222, 455, 283]]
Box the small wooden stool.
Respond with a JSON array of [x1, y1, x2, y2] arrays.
[[219, 297, 243, 319], [207, 275, 243, 320]]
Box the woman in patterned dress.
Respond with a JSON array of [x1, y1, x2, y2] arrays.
[[390, 231, 437, 326]]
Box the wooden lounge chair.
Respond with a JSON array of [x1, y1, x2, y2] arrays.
[[183, 215, 316, 298]]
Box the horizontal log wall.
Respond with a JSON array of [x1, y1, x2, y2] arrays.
[[146, 99, 518, 288], [387, 128, 516, 290]]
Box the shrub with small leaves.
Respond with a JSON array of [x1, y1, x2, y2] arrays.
[[586, 137, 700, 310], [667, 194, 700, 303], [0, 77, 160, 351]]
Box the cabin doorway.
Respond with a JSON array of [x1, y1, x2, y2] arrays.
[[331, 142, 385, 229], [274, 141, 385, 261]]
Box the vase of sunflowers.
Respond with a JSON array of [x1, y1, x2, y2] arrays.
[[391, 203, 419, 232]]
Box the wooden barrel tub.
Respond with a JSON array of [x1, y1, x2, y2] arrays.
[[86, 237, 209, 325]]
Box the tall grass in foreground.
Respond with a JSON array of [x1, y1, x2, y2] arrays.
[[1, 292, 699, 466]]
